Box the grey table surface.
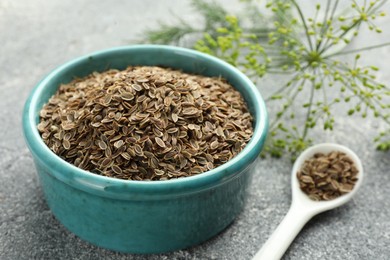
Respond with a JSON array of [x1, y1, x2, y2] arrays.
[[1, 0, 389, 259]]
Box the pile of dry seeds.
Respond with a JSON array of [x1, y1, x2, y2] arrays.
[[38, 66, 253, 180], [297, 151, 359, 201]]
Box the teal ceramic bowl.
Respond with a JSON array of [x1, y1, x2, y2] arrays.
[[22, 45, 268, 253]]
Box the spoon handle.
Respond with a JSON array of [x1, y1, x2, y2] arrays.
[[252, 203, 314, 260]]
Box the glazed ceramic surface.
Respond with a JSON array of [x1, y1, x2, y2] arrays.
[[23, 45, 268, 253]]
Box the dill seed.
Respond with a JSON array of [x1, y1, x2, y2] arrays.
[[38, 66, 253, 181], [98, 140, 107, 150], [171, 113, 179, 123], [155, 137, 166, 148], [297, 151, 359, 201]]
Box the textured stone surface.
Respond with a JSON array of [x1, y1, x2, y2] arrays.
[[1, 0, 389, 259]]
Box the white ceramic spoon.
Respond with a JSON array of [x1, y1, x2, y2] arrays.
[[253, 143, 364, 260]]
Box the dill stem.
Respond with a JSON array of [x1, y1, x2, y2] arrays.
[[324, 42, 390, 58], [316, 0, 332, 51], [268, 79, 305, 131], [302, 73, 316, 140], [290, 0, 314, 51], [317, 0, 340, 54]]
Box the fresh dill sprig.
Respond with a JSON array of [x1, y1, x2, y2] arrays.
[[140, 0, 273, 46], [140, 0, 229, 46], [260, 0, 390, 157], [142, 0, 390, 158]]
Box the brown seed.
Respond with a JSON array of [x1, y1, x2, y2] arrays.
[[179, 157, 188, 169], [101, 157, 112, 168], [339, 183, 353, 193], [191, 166, 205, 174], [172, 113, 179, 123], [155, 137, 166, 148], [143, 151, 154, 158], [297, 151, 358, 201], [114, 140, 124, 149], [164, 96, 172, 106], [62, 140, 71, 150], [216, 126, 224, 137], [38, 65, 253, 181], [136, 78, 149, 83], [155, 169, 165, 176], [121, 92, 134, 101], [190, 139, 199, 150], [134, 144, 143, 156], [151, 157, 159, 168], [210, 140, 219, 150], [206, 162, 214, 170], [61, 122, 77, 130], [62, 132, 71, 141], [98, 140, 107, 150], [120, 152, 131, 160], [164, 150, 176, 160], [188, 124, 196, 130], [111, 165, 122, 174], [205, 153, 214, 163], [105, 129, 116, 136], [103, 94, 112, 105], [105, 147, 112, 157], [132, 84, 143, 91], [153, 128, 163, 137], [300, 175, 314, 184], [182, 107, 198, 115], [166, 127, 178, 134]]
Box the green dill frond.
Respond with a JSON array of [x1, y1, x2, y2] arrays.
[[142, 22, 199, 45], [141, 0, 390, 157]]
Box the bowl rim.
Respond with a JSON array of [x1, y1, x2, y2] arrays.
[[23, 44, 268, 196]]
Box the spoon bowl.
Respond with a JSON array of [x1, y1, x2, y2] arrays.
[[291, 143, 364, 215], [253, 143, 363, 260]]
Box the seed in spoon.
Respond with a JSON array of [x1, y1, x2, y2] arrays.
[[297, 151, 358, 201]]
